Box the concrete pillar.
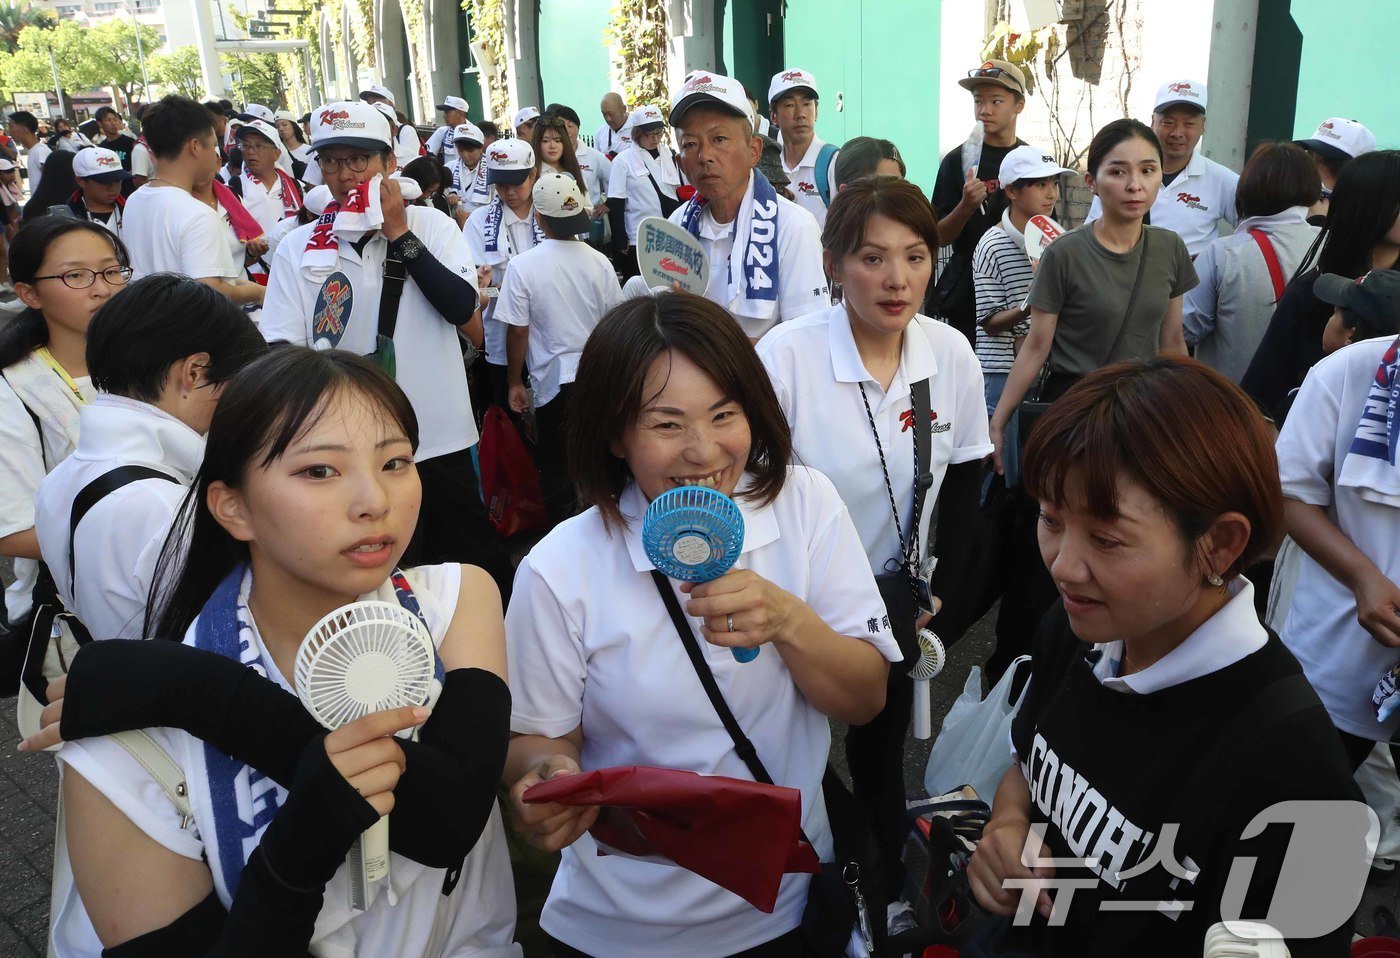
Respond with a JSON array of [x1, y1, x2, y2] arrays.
[[189, 0, 226, 97], [376, 0, 411, 113], [504, 0, 542, 115], [666, 0, 716, 93], [1204, 0, 1259, 172], [424, 0, 464, 120]]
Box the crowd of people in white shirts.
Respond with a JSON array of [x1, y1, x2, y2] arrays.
[[0, 49, 1396, 958]]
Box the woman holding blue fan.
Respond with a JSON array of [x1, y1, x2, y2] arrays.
[[505, 292, 901, 958], [23, 348, 521, 956]]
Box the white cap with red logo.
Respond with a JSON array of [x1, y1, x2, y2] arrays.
[[453, 122, 486, 146], [1297, 117, 1376, 163], [768, 68, 818, 106], [1153, 79, 1207, 114], [670, 72, 754, 128], [484, 138, 535, 185], [73, 147, 131, 182], [309, 101, 393, 153], [630, 105, 666, 134]]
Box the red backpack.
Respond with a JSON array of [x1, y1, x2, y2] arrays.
[[477, 407, 546, 538]]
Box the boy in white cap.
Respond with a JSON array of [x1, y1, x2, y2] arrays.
[[769, 68, 838, 226], [1087, 79, 1239, 257], [667, 72, 827, 339], [514, 107, 542, 140], [606, 104, 685, 277], [446, 121, 488, 223], [465, 137, 543, 408], [971, 144, 1075, 482], [261, 100, 513, 591], [1296, 117, 1376, 222], [373, 101, 422, 167], [499, 172, 621, 525], [230, 119, 304, 240], [70, 147, 131, 235], [425, 95, 471, 165]]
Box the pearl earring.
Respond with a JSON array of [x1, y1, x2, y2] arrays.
[[1207, 573, 1224, 587]]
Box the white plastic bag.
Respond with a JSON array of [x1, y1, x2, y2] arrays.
[[923, 656, 1032, 804]]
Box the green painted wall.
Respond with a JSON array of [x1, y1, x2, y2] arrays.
[[1288, 0, 1399, 147], [780, 0, 939, 192], [538, 0, 612, 120]]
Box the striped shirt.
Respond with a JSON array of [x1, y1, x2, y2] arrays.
[[972, 223, 1034, 374]]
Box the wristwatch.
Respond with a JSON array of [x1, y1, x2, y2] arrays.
[[391, 231, 425, 262]]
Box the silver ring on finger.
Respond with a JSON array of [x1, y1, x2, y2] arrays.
[[726, 613, 735, 633]]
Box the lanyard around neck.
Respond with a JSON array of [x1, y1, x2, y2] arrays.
[[858, 381, 920, 575], [35, 346, 85, 405]]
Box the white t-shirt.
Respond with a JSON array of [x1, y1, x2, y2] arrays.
[[121, 185, 242, 282], [261, 205, 481, 459], [395, 123, 422, 166], [130, 141, 153, 179], [594, 122, 631, 157], [25, 140, 51, 197], [56, 564, 522, 958], [34, 395, 201, 644], [607, 146, 682, 244], [573, 143, 612, 207], [671, 183, 829, 339], [780, 137, 839, 227], [1086, 149, 1239, 258], [758, 305, 992, 571], [0, 356, 91, 622], [465, 203, 539, 368], [494, 239, 621, 406], [1276, 335, 1400, 740], [507, 468, 901, 958]]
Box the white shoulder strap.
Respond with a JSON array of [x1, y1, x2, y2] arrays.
[[110, 729, 194, 827]]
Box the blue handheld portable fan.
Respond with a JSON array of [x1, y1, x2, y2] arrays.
[[642, 485, 757, 662]]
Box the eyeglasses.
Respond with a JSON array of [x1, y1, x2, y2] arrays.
[[316, 153, 374, 173], [31, 265, 133, 289], [240, 138, 278, 152], [966, 67, 1023, 91]]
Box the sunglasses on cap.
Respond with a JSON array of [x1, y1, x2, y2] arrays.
[[966, 66, 1023, 91]]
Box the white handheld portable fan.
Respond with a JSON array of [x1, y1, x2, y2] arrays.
[[910, 629, 946, 740], [1203, 921, 1290, 957], [294, 600, 437, 911]]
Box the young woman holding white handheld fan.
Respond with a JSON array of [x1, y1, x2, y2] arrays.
[[22, 348, 520, 957]]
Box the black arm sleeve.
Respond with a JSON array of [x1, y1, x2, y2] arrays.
[[103, 735, 378, 957], [388, 230, 479, 327], [608, 198, 628, 253], [925, 458, 988, 644], [387, 668, 511, 866]]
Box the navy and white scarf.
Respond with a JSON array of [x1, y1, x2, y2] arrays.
[[1340, 335, 1400, 507], [194, 565, 444, 906], [679, 171, 780, 316], [481, 194, 546, 262]]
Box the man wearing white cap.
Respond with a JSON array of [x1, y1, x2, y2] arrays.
[[667, 72, 827, 339], [498, 172, 621, 525], [465, 137, 542, 407], [1087, 79, 1239, 257], [241, 103, 275, 125], [230, 119, 304, 243], [606, 104, 685, 277], [372, 101, 422, 167], [446, 121, 488, 223], [769, 68, 838, 227], [425, 95, 471, 166], [1296, 117, 1376, 222], [261, 101, 514, 591], [70, 147, 131, 235], [513, 106, 541, 140]]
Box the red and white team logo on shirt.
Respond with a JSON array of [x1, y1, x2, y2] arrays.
[[1176, 192, 1207, 211]]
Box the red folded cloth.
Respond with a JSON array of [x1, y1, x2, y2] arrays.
[[524, 765, 821, 913]]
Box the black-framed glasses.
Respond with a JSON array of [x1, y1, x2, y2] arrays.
[[966, 66, 1023, 91], [31, 265, 133, 289], [316, 154, 373, 173]]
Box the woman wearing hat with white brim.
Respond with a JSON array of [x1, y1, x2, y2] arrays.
[[606, 104, 685, 278], [1296, 117, 1376, 223]]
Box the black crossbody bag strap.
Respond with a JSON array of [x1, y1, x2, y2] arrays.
[[910, 375, 934, 567], [379, 251, 409, 341], [68, 466, 180, 588]]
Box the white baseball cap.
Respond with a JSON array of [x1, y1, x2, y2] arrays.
[[242, 103, 275, 124], [998, 145, 1076, 186], [234, 118, 281, 148], [768, 68, 818, 106], [453, 121, 485, 146], [513, 106, 541, 129], [303, 184, 333, 216], [533, 172, 590, 234], [484, 138, 535, 185], [630, 105, 665, 134], [670, 72, 753, 128], [1153, 79, 1207, 114], [273, 109, 298, 123], [371, 102, 399, 126], [73, 146, 131, 183], [309, 101, 392, 153], [358, 85, 396, 107], [1297, 117, 1376, 163], [436, 95, 470, 115], [0, 158, 15, 172]]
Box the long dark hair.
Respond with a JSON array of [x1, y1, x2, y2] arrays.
[[532, 114, 586, 196], [146, 348, 419, 639], [0, 217, 128, 369], [22, 150, 78, 222], [1297, 150, 1400, 280]]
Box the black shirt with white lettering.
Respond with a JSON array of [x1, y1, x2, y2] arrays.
[[98, 133, 138, 170], [1007, 602, 1358, 957]]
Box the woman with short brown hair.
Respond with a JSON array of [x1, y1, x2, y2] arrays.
[[968, 357, 1362, 956]]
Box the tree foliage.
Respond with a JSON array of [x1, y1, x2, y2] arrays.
[[222, 51, 285, 108], [151, 46, 204, 100], [0, 2, 52, 55], [0, 18, 159, 107]]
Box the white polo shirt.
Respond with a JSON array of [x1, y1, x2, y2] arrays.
[[465, 202, 540, 368], [1087, 148, 1239, 258], [780, 137, 839, 227], [670, 179, 829, 339], [121, 184, 241, 283], [507, 467, 900, 958], [574, 142, 612, 207], [594, 122, 631, 157], [607, 146, 682, 244], [395, 123, 422, 166], [493, 239, 621, 406], [261, 204, 481, 460], [34, 395, 200, 646], [757, 305, 992, 571], [236, 170, 298, 238]]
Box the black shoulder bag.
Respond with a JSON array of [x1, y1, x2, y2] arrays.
[[650, 572, 883, 956], [860, 376, 934, 665], [644, 151, 683, 218], [1015, 228, 1150, 459]]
